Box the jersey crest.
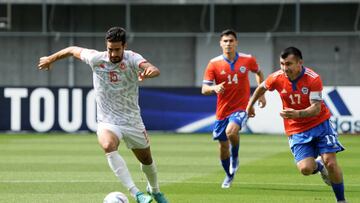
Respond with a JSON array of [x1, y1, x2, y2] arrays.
[[301, 87, 309, 94], [239, 66, 246, 73]]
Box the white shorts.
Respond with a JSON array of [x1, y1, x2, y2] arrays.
[[97, 122, 150, 149]]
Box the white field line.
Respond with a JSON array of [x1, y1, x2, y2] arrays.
[[1, 179, 359, 187]]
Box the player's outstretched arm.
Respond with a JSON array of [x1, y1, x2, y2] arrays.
[[246, 85, 267, 117], [38, 46, 83, 71]]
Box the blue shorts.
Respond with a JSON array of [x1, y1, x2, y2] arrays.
[[212, 110, 248, 141], [288, 119, 345, 163]]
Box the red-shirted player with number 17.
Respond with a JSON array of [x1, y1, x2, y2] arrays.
[[246, 46, 346, 203]]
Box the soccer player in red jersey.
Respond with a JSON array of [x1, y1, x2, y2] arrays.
[[246, 47, 346, 203], [202, 29, 266, 188]]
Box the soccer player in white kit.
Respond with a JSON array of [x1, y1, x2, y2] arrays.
[[38, 27, 168, 203]]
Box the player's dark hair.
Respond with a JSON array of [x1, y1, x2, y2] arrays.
[[281, 47, 303, 60], [105, 27, 126, 45], [220, 29, 237, 40]]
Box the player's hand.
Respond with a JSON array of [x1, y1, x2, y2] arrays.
[[258, 95, 266, 108], [214, 82, 225, 94], [138, 66, 159, 81], [280, 108, 299, 119], [38, 56, 52, 71], [246, 105, 255, 118], [138, 70, 151, 81]]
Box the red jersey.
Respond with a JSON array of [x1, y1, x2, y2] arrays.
[[264, 67, 331, 135], [203, 52, 259, 120]]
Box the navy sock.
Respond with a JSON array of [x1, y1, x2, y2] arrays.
[[221, 158, 231, 177], [230, 144, 239, 165], [331, 182, 345, 201], [312, 160, 324, 174]]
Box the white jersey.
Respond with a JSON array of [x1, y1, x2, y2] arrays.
[[81, 49, 146, 128]]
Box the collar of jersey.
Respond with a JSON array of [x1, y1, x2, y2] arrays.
[[289, 66, 306, 91], [222, 52, 239, 71]]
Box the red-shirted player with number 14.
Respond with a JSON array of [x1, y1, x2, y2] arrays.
[[202, 29, 266, 188]]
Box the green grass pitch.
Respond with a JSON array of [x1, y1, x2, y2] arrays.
[[0, 133, 359, 203]]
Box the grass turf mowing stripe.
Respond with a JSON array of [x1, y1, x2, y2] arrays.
[[0, 133, 359, 203]]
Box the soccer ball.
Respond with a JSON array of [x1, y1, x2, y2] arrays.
[[103, 192, 129, 203]]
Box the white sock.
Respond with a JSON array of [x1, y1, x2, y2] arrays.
[[106, 151, 140, 197], [141, 161, 160, 193]]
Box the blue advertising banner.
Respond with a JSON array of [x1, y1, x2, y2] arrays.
[[1, 87, 359, 134], [0, 87, 217, 133]]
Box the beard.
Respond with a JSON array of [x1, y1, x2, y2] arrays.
[[110, 57, 121, 63]]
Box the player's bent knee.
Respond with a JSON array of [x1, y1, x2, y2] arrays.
[[100, 141, 118, 153], [225, 130, 238, 138], [299, 166, 313, 176]]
